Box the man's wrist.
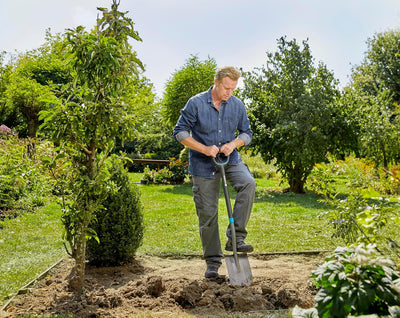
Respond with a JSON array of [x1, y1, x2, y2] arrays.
[[232, 138, 244, 149]]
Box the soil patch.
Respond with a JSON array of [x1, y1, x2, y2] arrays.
[[2, 253, 325, 317]]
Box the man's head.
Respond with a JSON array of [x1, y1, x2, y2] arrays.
[[214, 66, 241, 102], [214, 66, 241, 83]]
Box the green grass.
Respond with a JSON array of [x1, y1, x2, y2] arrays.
[[0, 202, 65, 304], [135, 174, 340, 257]]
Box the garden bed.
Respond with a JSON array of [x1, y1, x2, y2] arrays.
[[2, 253, 325, 317]]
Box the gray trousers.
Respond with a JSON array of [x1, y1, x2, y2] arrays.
[[192, 162, 256, 265]]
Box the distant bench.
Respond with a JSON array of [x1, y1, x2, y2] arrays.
[[131, 159, 170, 171]]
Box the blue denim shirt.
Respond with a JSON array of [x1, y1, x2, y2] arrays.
[[173, 86, 252, 178]]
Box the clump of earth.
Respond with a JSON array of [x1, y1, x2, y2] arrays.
[[2, 253, 324, 317]]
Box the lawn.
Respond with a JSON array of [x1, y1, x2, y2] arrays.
[[0, 202, 65, 304], [135, 176, 339, 256]]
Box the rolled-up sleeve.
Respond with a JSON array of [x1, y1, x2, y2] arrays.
[[175, 130, 191, 143], [173, 97, 197, 143], [238, 132, 251, 146], [236, 101, 252, 146]]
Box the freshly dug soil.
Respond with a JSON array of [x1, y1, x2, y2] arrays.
[[2, 253, 325, 317]]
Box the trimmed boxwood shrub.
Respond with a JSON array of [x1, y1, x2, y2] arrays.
[[87, 156, 144, 266]]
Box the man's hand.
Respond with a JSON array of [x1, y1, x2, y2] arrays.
[[220, 143, 235, 156], [203, 145, 220, 158], [220, 138, 245, 156]]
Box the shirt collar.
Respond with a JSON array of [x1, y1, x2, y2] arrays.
[[207, 85, 231, 107]]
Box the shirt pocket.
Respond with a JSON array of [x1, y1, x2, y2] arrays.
[[223, 114, 239, 135]]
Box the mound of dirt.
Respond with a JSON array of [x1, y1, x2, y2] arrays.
[[2, 253, 324, 317]]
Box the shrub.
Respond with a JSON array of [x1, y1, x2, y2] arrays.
[[86, 156, 144, 266], [141, 158, 188, 185], [312, 244, 400, 318], [376, 165, 400, 195], [292, 245, 400, 318], [0, 136, 53, 215]]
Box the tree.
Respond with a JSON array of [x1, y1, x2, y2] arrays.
[[242, 37, 342, 193], [40, 1, 144, 291], [6, 76, 55, 140], [2, 31, 69, 145], [344, 30, 400, 167], [162, 55, 217, 127]]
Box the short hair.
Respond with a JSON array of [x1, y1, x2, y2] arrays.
[[215, 66, 241, 83]]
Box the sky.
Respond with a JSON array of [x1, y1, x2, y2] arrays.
[[1, 0, 400, 97]]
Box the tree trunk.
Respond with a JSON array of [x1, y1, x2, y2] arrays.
[[69, 148, 97, 292], [69, 223, 87, 292], [289, 178, 306, 194], [288, 166, 306, 194]]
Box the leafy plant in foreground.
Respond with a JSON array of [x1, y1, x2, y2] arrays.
[[312, 244, 400, 317]]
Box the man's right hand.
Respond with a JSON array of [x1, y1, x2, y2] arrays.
[[181, 137, 220, 158], [203, 145, 220, 158]]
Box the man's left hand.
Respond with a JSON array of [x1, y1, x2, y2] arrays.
[[220, 138, 245, 156]]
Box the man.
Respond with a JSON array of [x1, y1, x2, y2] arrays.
[[173, 66, 256, 279]]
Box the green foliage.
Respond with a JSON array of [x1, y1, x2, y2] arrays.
[[355, 30, 400, 103], [242, 37, 342, 193], [141, 158, 188, 184], [312, 244, 400, 317], [345, 30, 400, 167], [87, 156, 144, 266], [378, 164, 400, 195], [134, 128, 184, 160], [2, 32, 69, 139], [320, 192, 391, 245], [308, 155, 400, 257], [162, 54, 217, 127], [5, 75, 57, 139], [0, 136, 53, 215]]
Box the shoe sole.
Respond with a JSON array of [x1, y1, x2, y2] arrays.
[[225, 247, 254, 253], [205, 272, 219, 279]]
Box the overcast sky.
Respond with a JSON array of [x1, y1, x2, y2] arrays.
[[1, 0, 400, 96]]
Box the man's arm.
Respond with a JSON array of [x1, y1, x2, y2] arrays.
[[180, 136, 220, 158]]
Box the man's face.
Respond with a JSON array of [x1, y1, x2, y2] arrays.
[[215, 76, 238, 101]]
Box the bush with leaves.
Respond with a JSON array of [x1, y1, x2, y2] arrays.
[[0, 136, 53, 216], [86, 156, 144, 266], [308, 155, 400, 257], [293, 245, 400, 318], [141, 158, 188, 185], [311, 245, 399, 318]]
